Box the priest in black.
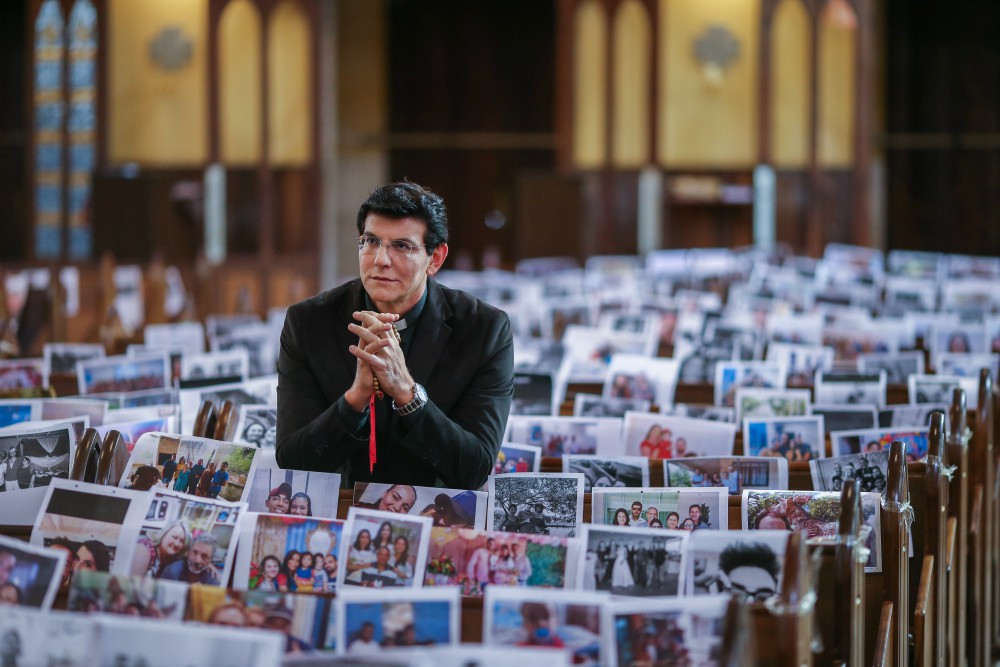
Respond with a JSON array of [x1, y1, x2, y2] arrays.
[[276, 182, 514, 490]]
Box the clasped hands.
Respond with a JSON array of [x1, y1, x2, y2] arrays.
[[344, 310, 415, 412]]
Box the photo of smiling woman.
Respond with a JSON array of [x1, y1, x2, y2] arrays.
[[235, 514, 344, 594]]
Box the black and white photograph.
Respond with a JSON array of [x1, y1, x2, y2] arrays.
[[713, 361, 786, 407], [247, 467, 342, 520], [482, 587, 609, 667], [0, 607, 98, 667], [577, 525, 687, 597], [144, 321, 206, 356], [810, 450, 890, 492], [339, 507, 433, 590], [488, 473, 585, 537], [234, 405, 278, 448], [829, 426, 929, 461], [206, 314, 263, 341], [211, 323, 279, 378], [68, 570, 189, 620], [936, 352, 1000, 380], [813, 370, 887, 407], [336, 587, 461, 654], [42, 342, 105, 382], [810, 403, 879, 434], [181, 349, 250, 383], [494, 442, 542, 474], [505, 416, 623, 457], [0, 423, 73, 492], [573, 393, 651, 419], [0, 533, 68, 609], [510, 371, 557, 416], [603, 354, 680, 407], [684, 531, 790, 603], [562, 455, 649, 493], [76, 353, 171, 395], [743, 489, 882, 572], [353, 482, 487, 530], [908, 374, 978, 408], [742, 415, 826, 460], [664, 456, 789, 495], [734, 388, 811, 423], [765, 342, 834, 386], [591, 488, 728, 531], [178, 376, 278, 434], [856, 350, 925, 385], [609, 594, 731, 667], [877, 403, 945, 429], [622, 412, 737, 459]]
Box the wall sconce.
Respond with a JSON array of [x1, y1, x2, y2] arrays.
[[693, 24, 741, 89]]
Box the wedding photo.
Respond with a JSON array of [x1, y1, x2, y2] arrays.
[[577, 525, 688, 597]]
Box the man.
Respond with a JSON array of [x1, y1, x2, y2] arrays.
[[207, 462, 229, 499], [160, 534, 220, 585], [689, 504, 712, 530], [629, 501, 647, 527], [265, 482, 293, 514], [160, 454, 177, 488], [348, 621, 382, 653], [432, 491, 477, 527], [466, 537, 495, 593], [717, 541, 780, 603], [262, 601, 313, 653], [276, 182, 514, 489], [644, 506, 658, 526], [513, 502, 547, 534], [186, 458, 205, 495], [510, 541, 532, 585]]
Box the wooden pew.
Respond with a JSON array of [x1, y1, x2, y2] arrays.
[[749, 531, 815, 666], [191, 400, 218, 439], [967, 368, 994, 667], [947, 386, 970, 667], [69, 427, 102, 483], [95, 429, 129, 486], [213, 399, 238, 441], [881, 440, 911, 667], [916, 410, 950, 667]]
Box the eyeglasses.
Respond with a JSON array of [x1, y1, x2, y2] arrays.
[[357, 234, 428, 257]]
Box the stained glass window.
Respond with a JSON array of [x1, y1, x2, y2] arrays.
[[34, 0, 64, 259], [68, 0, 97, 259]]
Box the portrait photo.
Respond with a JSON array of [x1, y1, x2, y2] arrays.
[[234, 513, 344, 593], [339, 508, 433, 590], [353, 483, 486, 530], [930, 324, 988, 358], [577, 525, 688, 597], [248, 468, 341, 520], [560, 324, 651, 383], [820, 327, 898, 363], [482, 588, 609, 667], [67, 571, 188, 620], [810, 450, 890, 493], [742, 415, 826, 460], [210, 323, 278, 378], [337, 587, 460, 654], [494, 442, 542, 474], [591, 487, 729, 531], [713, 361, 786, 407], [488, 473, 585, 537], [621, 412, 737, 459], [610, 594, 731, 667], [664, 456, 788, 496], [505, 416, 623, 457], [603, 354, 680, 407], [684, 531, 790, 603], [233, 405, 278, 448], [76, 353, 170, 396], [0, 533, 67, 609]]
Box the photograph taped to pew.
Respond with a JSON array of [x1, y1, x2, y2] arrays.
[[573, 393, 651, 418], [121, 432, 260, 502], [0, 358, 45, 390], [177, 376, 277, 434], [742, 415, 826, 460], [907, 373, 979, 408], [713, 361, 786, 407], [96, 415, 177, 451], [0, 607, 98, 667], [560, 325, 652, 383], [562, 455, 649, 493], [814, 370, 887, 407], [424, 526, 575, 595], [591, 487, 729, 530], [929, 322, 988, 360], [41, 397, 107, 427], [122, 487, 243, 586], [354, 482, 487, 530], [829, 425, 929, 460], [42, 342, 105, 383], [339, 507, 433, 590], [337, 586, 461, 655], [180, 349, 250, 384], [577, 524, 688, 597], [877, 402, 946, 428], [94, 611, 284, 667], [811, 403, 879, 433], [0, 532, 67, 609], [510, 371, 557, 416], [765, 312, 824, 346], [821, 326, 898, 365], [0, 422, 73, 510], [247, 467, 341, 519], [88, 387, 177, 410], [935, 351, 999, 379], [210, 323, 278, 378], [742, 489, 882, 572], [233, 513, 344, 593], [810, 450, 890, 492], [734, 387, 811, 423], [603, 354, 680, 407], [857, 350, 925, 384], [75, 353, 171, 396], [764, 341, 834, 386], [68, 570, 188, 620], [0, 398, 40, 428], [621, 412, 737, 459], [505, 416, 623, 457], [659, 403, 736, 423], [664, 456, 789, 495], [495, 442, 542, 474], [609, 593, 731, 667], [540, 299, 592, 341], [144, 321, 206, 356], [232, 404, 277, 448], [482, 587, 610, 666], [188, 584, 337, 653], [685, 531, 791, 603], [489, 473, 585, 537]]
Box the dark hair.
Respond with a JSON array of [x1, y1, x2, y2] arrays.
[[356, 182, 448, 252], [260, 555, 282, 580], [631, 501, 642, 509], [374, 521, 394, 549], [521, 601, 551, 625], [290, 492, 312, 516], [80, 540, 111, 572], [718, 541, 781, 581], [614, 508, 630, 524], [282, 550, 301, 574], [352, 530, 372, 551], [392, 535, 410, 567]]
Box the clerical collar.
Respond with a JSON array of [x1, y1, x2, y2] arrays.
[[363, 286, 428, 332]]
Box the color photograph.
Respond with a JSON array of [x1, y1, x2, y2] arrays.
[[621, 412, 737, 459], [829, 426, 930, 460], [664, 456, 788, 495], [610, 595, 731, 667], [591, 488, 728, 531], [494, 442, 542, 474], [67, 571, 188, 620], [742, 415, 825, 460], [505, 416, 623, 457], [337, 587, 460, 654], [247, 468, 341, 520], [353, 482, 487, 530], [0, 533, 67, 609], [235, 513, 344, 593], [76, 353, 170, 395], [339, 508, 433, 590]]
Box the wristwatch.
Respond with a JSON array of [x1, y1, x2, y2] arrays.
[[392, 383, 428, 416]]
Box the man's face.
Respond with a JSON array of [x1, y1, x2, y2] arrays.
[[266, 493, 290, 514], [631, 504, 642, 519], [188, 543, 213, 573], [359, 214, 446, 313], [0, 554, 14, 585], [361, 624, 375, 641], [689, 506, 702, 523], [646, 507, 658, 522], [726, 565, 777, 603], [379, 485, 416, 514]]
